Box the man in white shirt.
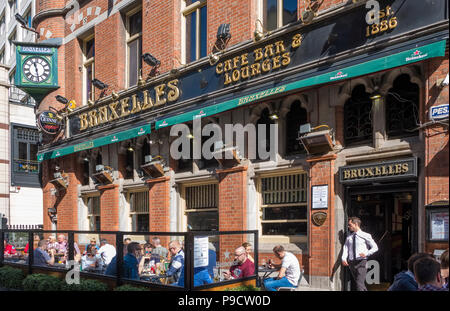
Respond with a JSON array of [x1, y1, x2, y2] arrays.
[[98, 239, 116, 266], [342, 217, 378, 291], [264, 245, 301, 291]]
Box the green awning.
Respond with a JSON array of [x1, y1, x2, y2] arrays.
[[155, 39, 447, 129], [37, 124, 151, 162]]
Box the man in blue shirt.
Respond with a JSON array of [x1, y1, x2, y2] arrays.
[[34, 240, 55, 266], [105, 242, 142, 280]]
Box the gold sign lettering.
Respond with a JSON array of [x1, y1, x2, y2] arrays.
[[342, 161, 413, 182]]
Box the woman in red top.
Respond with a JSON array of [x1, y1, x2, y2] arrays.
[[4, 239, 16, 255]]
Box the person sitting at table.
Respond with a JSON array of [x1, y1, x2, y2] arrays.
[[84, 238, 99, 254], [139, 243, 160, 274], [177, 265, 213, 287], [242, 242, 254, 263], [223, 246, 255, 280], [56, 234, 81, 262], [3, 239, 16, 255], [263, 245, 301, 291], [104, 242, 142, 280], [46, 235, 58, 252], [152, 237, 169, 260], [166, 240, 184, 284], [34, 240, 55, 267], [81, 245, 103, 272], [98, 239, 116, 266]]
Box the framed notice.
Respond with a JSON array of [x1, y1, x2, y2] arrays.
[[194, 236, 209, 268], [426, 206, 449, 242], [312, 185, 328, 209]]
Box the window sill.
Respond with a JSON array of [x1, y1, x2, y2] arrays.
[[258, 242, 307, 255]]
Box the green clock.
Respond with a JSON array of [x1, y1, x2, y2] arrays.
[[14, 42, 60, 103]]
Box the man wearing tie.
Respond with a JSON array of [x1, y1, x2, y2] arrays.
[[342, 217, 378, 291]]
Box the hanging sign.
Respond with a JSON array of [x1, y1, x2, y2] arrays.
[[37, 111, 63, 135]]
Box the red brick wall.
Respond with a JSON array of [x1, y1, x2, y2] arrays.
[[424, 53, 449, 254], [99, 184, 120, 232], [147, 177, 171, 247], [306, 154, 337, 277]]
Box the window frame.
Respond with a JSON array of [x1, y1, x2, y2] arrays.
[[10, 123, 40, 187], [261, 0, 298, 31], [125, 7, 142, 87], [84, 195, 101, 232], [182, 0, 207, 63], [257, 171, 308, 244], [181, 181, 219, 232], [82, 35, 95, 106], [128, 190, 150, 232]]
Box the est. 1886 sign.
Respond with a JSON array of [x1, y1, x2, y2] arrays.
[[14, 42, 59, 103], [37, 111, 63, 135]]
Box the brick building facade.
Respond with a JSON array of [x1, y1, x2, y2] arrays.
[[32, 0, 448, 290]]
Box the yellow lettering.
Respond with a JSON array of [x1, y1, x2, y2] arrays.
[[108, 102, 120, 121], [250, 63, 261, 76], [141, 90, 154, 110], [402, 163, 409, 173], [167, 79, 180, 102], [395, 164, 402, 174], [224, 73, 233, 85], [88, 110, 98, 127], [351, 170, 358, 179], [358, 168, 365, 178], [241, 53, 248, 66], [232, 69, 240, 82], [223, 60, 232, 72], [375, 166, 382, 176], [344, 170, 351, 179], [388, 165, 394, 175], [233, 56, 240, 69], [79, 113, 88, 131], [120, 97, 130, 117], [254, 48, 263, 62], [264, 44, 275, 58], [272, 56, 281, 70], [130, 94, 142, 114], [241, 66, 250, 79], [281, 52, 291, 66], [154, 84, 166, 106], [292, 34, 303, 48], [216, 62, 224, 74], [274, 41, 286, 54], [98, 106, 108, 123], [262, 59, 271, 72]]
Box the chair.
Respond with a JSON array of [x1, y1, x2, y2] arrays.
[[276, 268, 304, 291]]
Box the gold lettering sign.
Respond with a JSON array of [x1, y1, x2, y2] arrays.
[[78, 79, 180, 132], [216, 35, 301, 86], [365, 5, 398, 37], [341, 162, 412, 181]]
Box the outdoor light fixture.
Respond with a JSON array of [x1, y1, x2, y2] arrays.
[[15, 13, 40, 37], [142, 53, 161, 67], [127, 144, 134, 152], [370, 91, 382, 100], [92, 165, 114, 184], [111, 91, 119, 100], [217, 24, 231, 42], [269, 112, 279, 120], [92, 78, 108, 90], [55, 95, 69, 105], [209, 52, 220, 66], [301, 0, 324, 25], [298, 123, 334, 155], [50, 168, 69, 190], [141, 155, 165, 177]]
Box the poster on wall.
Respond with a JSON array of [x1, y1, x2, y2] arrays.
[[430, 211, 449, 241], [312, 185, 328, 209], [194, 236, 209, 268]]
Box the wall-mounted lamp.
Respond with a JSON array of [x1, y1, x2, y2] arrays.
[[15, 13, 40, 37], [127, 144, 134, 152], [298, 123, 334, 155], [269, 112, 279, 120], [209, 52, 220, 66], [301, 0, 324, 25], [92, 78, 108, 90], [55, 95, 69, 105], [142, 53, 161, 67], [93, 165, 114, 184], [141, 155, 165, 177]]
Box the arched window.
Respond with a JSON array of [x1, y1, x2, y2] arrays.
[[344, 84, 372, 146], [286, 100, 307, 155], [386, 74, 419, 138], [255, 108, 275, 161], [95, 151, 102, 165]]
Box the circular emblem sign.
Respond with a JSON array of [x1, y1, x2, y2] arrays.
[[312, 212, 327, 227], [38, 111, 62, 135]]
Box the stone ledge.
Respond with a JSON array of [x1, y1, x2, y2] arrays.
[[258, 243, 307, 255]]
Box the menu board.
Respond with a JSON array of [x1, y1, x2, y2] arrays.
[[194, 237, 209, 268], [430, 211, 449, 241], [312, 185, 328, 209]]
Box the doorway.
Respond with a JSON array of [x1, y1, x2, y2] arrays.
[[346, 187, 417, 291]]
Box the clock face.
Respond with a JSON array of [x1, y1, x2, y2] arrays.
[[23, 56, 51, 83]]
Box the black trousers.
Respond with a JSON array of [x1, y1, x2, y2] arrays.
[[349, 259, 367, 291]]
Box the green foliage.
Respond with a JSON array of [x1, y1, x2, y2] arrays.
[[114, 284, 148, 291], [224, 285, 261, 291], [0, 266, 25, 290], [22, 273, 62, 291], [61, 278, 108, 291]]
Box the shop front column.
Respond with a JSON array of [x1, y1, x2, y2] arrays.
[[98, 184, 120, 234], [307, 154, 337, 289], [146, 176, 171, 247]]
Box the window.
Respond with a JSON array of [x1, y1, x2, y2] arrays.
[[183, 0, 207, 63], [126, 10, 142, 87], [0, 15, 5, 38], [125, 148, 134, 179], [86, 196, 101, 231], [83, 36, 95, 105], [11, 125, 40, 187], [9, 30, 16, 61], [285, 100, 307, 155], [0, 49, 4, 64], [22, 9, 32, 37], [129, 191, 149, 232], [344, 84, 373, 146], [255, 108, 275, 161], [260, 173, 307, 237], [385, 74, 419, 138], [185, 184, 218, 231], [263, 0, 298, 31]]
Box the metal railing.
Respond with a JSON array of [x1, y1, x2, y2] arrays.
[[0, 229, 258, 291], [9, 86, 35, 106]]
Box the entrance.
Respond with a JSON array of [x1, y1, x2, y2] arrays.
[[345, 186, 418, 291]]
